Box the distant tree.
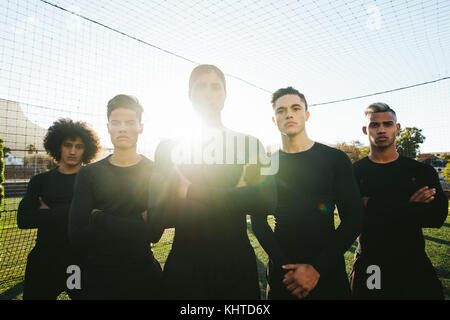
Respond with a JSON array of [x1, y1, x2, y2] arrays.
[[3, 146, 11, 156], [444, 162, 450, 182], [335, 140, 367, 163], [359, 146, 370, 159], [26, 144, 37, 155], [24, 153, 55, 170], [439, 153, 450, 162], [396, 127, 426, 159]]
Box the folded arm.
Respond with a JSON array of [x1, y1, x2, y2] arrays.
[[365, 165, 447, 228], [17, 175, 69, 229]]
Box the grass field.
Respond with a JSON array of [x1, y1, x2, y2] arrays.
[[1, 197, 449, 300], [0, 198, 37, 293]]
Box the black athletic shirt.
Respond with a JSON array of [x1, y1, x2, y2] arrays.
[[351, 155, 447, 299], [148, 129, 267, 299], [253, 143, 362, 271], [251, 143, 363, 298], [186, 142, 363, 298], [353, 155, 447, 260], [68, 155, 163, 267], [18, 168, 77, 252]]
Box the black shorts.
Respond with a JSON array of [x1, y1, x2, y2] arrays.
[[350, 252, 444, 300], [76, 258, 163, 300], [22, 247, 81, 300]]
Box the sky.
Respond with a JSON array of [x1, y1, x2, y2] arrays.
[[1, 0, 449, 158]]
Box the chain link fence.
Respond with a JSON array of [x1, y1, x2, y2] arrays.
[[0, 147, 178, 288]]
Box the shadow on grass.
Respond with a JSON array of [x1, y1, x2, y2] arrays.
[[0, 281, 23, 300], [348, 243, 357, 254], [424, 235, 450, 246], [434, 267, 450, 280]]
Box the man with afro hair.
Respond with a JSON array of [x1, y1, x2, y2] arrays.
[[17, 118, 100, 299]]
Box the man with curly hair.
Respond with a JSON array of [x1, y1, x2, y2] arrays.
[[17, 118, 101, 300]]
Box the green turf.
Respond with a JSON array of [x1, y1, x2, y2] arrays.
[[1, 199, 448, 300]]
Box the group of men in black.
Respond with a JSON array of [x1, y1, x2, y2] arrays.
[[17, 64, 448, 300]]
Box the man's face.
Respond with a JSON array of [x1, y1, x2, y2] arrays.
[[60, 136, 85, 167], [107, 107, 143, 149], [272, 94, 310, 137], [363, 111, 400, 149], [189, 71, 226, 116]]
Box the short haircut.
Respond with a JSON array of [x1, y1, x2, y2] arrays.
[[189, 64, 227, 93], [271, 86, 308, 111], [107, 94, 144, 122], [365, 102, 397, 120], [43, 118, 101, 164]]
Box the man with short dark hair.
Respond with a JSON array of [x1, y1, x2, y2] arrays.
[[350, 102, 447, 299], [68, 94, 164, 299], [18, 118, 100, 299], [250, 87, 363, 299], [147, 65, 270, 299], [179, 86, 363, 299]]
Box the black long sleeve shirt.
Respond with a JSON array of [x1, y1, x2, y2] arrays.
[[187, 143, 363, 278], [251, 143, 363, 277], [17, 168, 77, 252], [147, 130, 269, 299], [353, 155, 448, 261], [68, 155, 163, 267], [148, 132, 269, 252]]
